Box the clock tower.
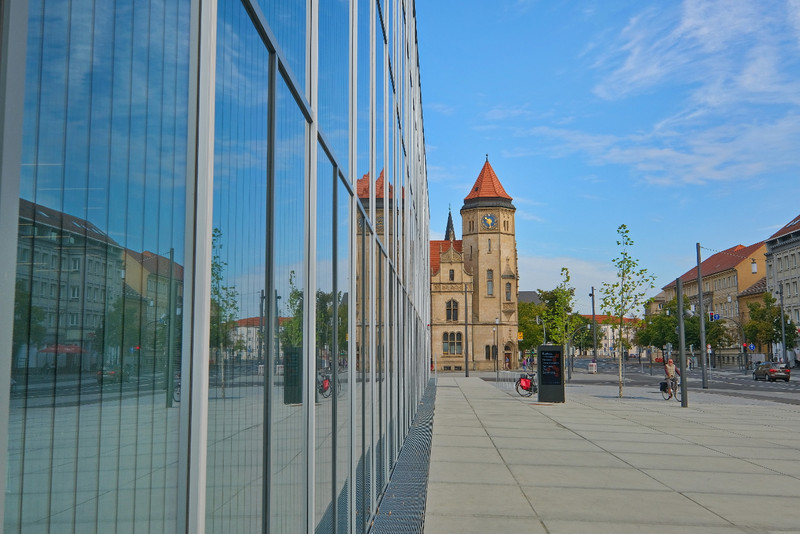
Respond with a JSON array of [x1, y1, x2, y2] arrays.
[[461, 157, 518, 370]]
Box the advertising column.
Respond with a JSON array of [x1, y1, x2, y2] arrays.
[[538, 344, 565, 403]]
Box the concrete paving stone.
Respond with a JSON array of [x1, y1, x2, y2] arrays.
[[684, 492, 800, 532], [643, 468, 800, 496], [492, 436, 604, 452], [520, 486, 729, 526], [500, 448, 630, 468], [612, 452, 776, 474], [512, 464, 669, 491], [429, 446, 504, 464], [589, 439, 722, 455], [425, 482, 536, 517], [749, 458, 800, 476], [428, 460, 516, 485], [541, 520, 749, 534], [432, 425, 487, 437], [705, 445, 800, 459], [423, 514, 547, 534], [431, 433, 493, 448]]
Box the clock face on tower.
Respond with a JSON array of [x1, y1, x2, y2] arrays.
[[481, 213, 497, 229]]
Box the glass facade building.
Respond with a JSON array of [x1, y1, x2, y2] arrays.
[[0, 0, 431, 532]]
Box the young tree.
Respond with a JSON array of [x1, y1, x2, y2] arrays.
[[210, 228, 240, 396], [600, 224, 656, 398]]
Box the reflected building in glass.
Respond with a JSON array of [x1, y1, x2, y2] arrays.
[[0, 1, 431, 532]]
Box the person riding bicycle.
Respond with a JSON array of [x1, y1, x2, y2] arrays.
[[664, 358, 680, 399]]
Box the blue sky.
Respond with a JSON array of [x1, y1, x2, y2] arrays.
[[416, 0, 800, 315]]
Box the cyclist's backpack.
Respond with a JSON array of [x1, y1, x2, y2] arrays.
[[659, 381, 668, 392]]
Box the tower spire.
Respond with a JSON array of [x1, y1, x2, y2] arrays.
[[444, 209, 456, 241]]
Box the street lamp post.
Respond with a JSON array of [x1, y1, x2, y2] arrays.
[[493, 318, 499, 383], [779, 284, 787, 365], [464, 283, 469, 378], [590, 287, 597, 363]]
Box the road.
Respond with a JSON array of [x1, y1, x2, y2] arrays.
[[567, 357, 800, 405]]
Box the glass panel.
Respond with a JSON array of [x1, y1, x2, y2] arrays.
[[335, 177, 352, 533], [375, 248, 384, 493], [314, 147, 334, 532], [269, 80, 307, 533], [356, 0, 370, 185], [206, 0, 269, 531], [258, 0, 307, 92], [318, 0, 349, 173], [355, 208, 371, 533], [8, 1, 190, 531], [375, 24, 385, 245]]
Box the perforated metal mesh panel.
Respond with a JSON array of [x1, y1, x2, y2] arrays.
[[370, 379, 436, 533]]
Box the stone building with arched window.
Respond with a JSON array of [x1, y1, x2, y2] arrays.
[[430, 158, 519, 371]]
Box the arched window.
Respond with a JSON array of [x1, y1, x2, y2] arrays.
[[488, 239, 491, 252], [449, 269, 454, 281], [505, 282, 512, 301], [442, 333, 449, 354], [485, 345, 491, 360], [448, 332, 456, 354], [446, 299, 459, 322], [456, 333, 463, 354], [487, 270, 494, 296]]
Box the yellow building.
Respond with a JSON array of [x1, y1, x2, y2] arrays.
[[430, 159, 519, 371]]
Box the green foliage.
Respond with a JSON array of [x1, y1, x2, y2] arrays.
[[517, 300, 547, 352], [538, 268, 583, 345], [280, 270, 304, 350], [636, 298, 733, 351], [210, 228, 240, 350], [743, 293, 798, 353]]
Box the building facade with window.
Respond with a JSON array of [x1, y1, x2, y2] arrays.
[[765, 213, 800, 362], [0, 1, 430, 532], [429, 159, 519, 371]]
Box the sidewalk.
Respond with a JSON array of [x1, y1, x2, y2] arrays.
[[423, 374, 800, 534]]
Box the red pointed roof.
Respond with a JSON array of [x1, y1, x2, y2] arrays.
[[357, 169, 393, 199], [429, 240, 462, 275], [464, 160, 512, 201]]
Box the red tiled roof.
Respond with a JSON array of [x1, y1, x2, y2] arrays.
[[464, 160, 512, 201], [580, 314, 641, 325], [768, 213, 800, 241], [357, 169, 393, 199], [236, 317, 262, 328], [430, 239, 462, 275], [663, 242, 764, 290]]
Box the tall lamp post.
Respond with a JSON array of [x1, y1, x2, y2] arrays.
[[493, 318, 499, 383], [590, 287, 597, 363], [779, 284, 787, 365]]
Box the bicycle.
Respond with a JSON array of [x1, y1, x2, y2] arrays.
[[172, 373, 181, 403], [660, 376, 681, 401], [317, 372, 332, 399], [515, 372, 538, 397]]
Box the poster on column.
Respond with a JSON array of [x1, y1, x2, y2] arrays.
[[537, 344, 565, 402]]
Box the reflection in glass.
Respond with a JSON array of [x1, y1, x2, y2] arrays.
[[269, 80, 307, 533], [8, 0, 190, 531], [258, 0, 307, 92], [318, 0, 349, 173], [335, 177, 352, 533], [355, 208, 371, 533], [206, 0, 269, 531], [314, 147, 335, 532]]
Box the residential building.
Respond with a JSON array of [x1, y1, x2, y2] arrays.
[[765, 213, 800, 360], [430, 159, 519, 371], [580, 314, 642, 358], [662, 242, 766, 365], [0, 2, 430, 533]]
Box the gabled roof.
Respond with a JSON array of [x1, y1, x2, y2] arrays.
[[18, 198, 121, 247], [663, 242, 764, 290], [767, 212, 800, 241], [739, 276, 766, 297], [127, 249, 185, 280], [429, 240, 462, 275], [464, 159, 512, 202]]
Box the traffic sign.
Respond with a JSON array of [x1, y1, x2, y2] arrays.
[[748, 343, 756, 351]]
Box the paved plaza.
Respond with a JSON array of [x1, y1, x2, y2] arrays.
[[424, 371, 800, 534]]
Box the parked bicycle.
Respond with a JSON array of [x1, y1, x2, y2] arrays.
[[317, 372, 332, 399], [660, 377, 681, 401], [172, 372, 181, 403], [515, 372, 538, 397]]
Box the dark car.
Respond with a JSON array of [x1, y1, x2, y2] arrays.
[[752, 362, 790, 382], [96, 366, 128, 385]]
